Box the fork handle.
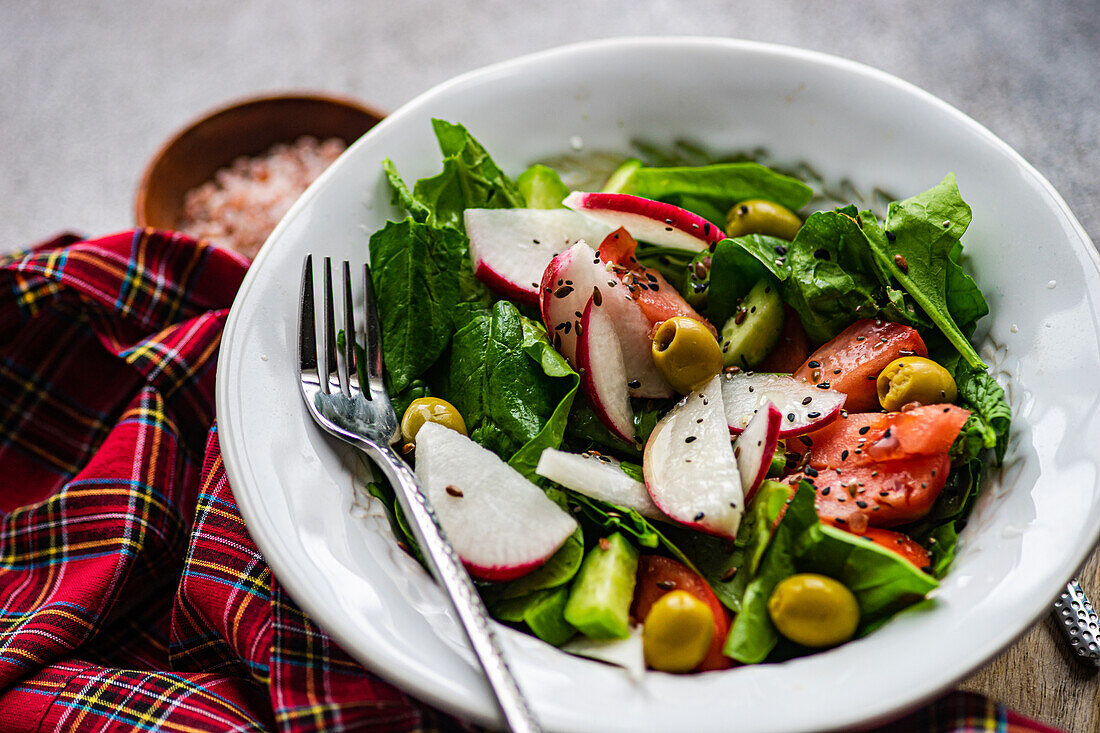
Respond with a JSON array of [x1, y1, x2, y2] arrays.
[[1053, 578, 1100, 666], [361, 441, 542, 733]]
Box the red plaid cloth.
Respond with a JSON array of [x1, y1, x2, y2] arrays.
[[0, 230, 1064, 732]]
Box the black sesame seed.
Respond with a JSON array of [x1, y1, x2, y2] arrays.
[[816, 382, 831, 389], [856, 500, 868, 508], [807, 411, 820, 418], [808, 360, 820, 368], [858, 426, 870, 435], [628, 379, 641, 389], [885, 230, 896, 243], [841, 450, 849, 460], [554, 285, 574, 298], [592, 286, 603, 306], [804, 467, 819, 477], [694, 512, 705, 521], [787, 412, 796, 422], [802, 396, 813, 405], [821, 486, 831, 496], [685, 436, 697, 443]]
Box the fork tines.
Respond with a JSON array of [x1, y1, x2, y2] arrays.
[[300, 255, 362, 398]]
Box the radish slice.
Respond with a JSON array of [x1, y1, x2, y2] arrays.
[[465, 208, 614, 306], [577, 297, 635, 442], [413, 422, 577, 581], [536, 448, 665, 521], [643, 375, 743, 539], [722, 372, 846, 437], [540, 242, 672, 398], [564, 191, 724, 253], [734, 401, 782, 503]]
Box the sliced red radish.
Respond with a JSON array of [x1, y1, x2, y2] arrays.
[[413, 422, 577, 581], [734, 401, 782, 503], [465, 208, 614, 306], [643, 375, 743, 539], [721, 372, 846, 438], [576, 297, 635, 442], [535, 448, 665, 521], [540, 242, 672, 398], [563, 191, 724, 253]]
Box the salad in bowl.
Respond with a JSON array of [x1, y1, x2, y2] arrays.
[[360, 118, 1010, 674], [217, 39, 1100, 731]]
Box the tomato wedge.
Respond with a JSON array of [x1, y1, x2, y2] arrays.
[[858, 527, 932, 570], [632, 555, 731, 671], [598, 228, 716, 336], [791, 452, 951, 532], [798, 405, 970, 468], [757, 305, 811, 374], [794, 320, 928, 412]]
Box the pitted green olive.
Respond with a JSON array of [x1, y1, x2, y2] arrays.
[[767, 573, 859, 647], [401, 397, 467, 444], [725, 199, 803, 241], [876, 356, 958, 411], [642, 590, 715, 673], [651, 317, 723, 394]]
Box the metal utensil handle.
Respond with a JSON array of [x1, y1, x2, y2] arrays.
[[363, 441, 542, 733], [1053, 578, 1100, 667]]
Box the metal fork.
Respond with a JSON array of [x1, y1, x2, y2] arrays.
[[298, 255, 541, 733]]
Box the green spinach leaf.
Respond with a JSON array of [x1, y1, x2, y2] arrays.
[[678, 480, 793, 613], [368, 218, 464, 393], [724, 482, 818, 664], [953, 361, 1012, 464], [779, 211, 883, 343], [500, 528, 584, 599], [873, 174, 987, 368], [407, 120, 525, 232], [705, 235, 789, 327], [795, 524, 938, 631], [614, 162, 813, 214], [441, 301, 579, 474]]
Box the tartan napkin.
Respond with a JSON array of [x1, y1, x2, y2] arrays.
[[0, 230, 1063, 732]]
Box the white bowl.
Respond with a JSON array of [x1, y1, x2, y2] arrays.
[[217, 38, 1100, 732]]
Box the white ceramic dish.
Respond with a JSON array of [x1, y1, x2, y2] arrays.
[[217, 38, 1100, 732]]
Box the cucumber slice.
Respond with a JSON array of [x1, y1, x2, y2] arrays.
[[525, 585, 577, 646], [601, 157, 643, 194], [563, 533, 639, 639], [720, 279, 784, 369], [517, 164, 570, 209]]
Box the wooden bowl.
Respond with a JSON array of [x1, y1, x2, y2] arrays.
[[135, 92, 385, 229]]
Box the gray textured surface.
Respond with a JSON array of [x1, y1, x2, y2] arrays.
[[1, 1, 1097, 250]]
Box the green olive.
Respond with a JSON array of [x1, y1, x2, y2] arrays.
[[642, 590, 715, 673], [767, 573, 859, 648], [725, 199, 803, 241], [876, 356, 958, 411], [651, 317, 723, 394], [400, 397, 467, 444]]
